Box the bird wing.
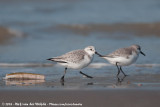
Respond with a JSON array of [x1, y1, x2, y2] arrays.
[[104, 48, 132, 58], [50, 50, 86, 63]]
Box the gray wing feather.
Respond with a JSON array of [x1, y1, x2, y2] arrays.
[[104, 47, 132, 58], [53, 49, 86, 63]]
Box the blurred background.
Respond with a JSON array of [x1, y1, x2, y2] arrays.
[[0, 0, 160, 63], [0, 0, 160, 88]]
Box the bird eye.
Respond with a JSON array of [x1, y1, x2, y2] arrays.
[[90, 49, 92, 51]]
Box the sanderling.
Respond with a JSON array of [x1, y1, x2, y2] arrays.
[[47, 46, 100, 82], [97, 44, 145, 77]]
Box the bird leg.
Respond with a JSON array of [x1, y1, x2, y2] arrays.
[[80, 71, 93, 78], [61, 68, 67, 82], [120, 66, 128, 77], [116, 62, 121, 77]]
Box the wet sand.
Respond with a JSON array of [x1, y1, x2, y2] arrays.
[[1, 70, 160, 107], [0, 89, 160, 107]]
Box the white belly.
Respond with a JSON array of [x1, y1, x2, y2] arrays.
[[104, 53, 139, 66], [59, 55, 93, 69]]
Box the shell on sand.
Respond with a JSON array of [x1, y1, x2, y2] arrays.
[[4, 72, 45, 80]]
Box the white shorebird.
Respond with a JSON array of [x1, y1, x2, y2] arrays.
[[96, 45, 145, 77], [47, 46, 100, 82]]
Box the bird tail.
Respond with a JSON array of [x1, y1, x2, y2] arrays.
[[47, 58, 54, 61], [47, 58, 67, 63]]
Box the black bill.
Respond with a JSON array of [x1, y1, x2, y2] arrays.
[[95, 51, 103, 57], [140, 51, 145, 56]]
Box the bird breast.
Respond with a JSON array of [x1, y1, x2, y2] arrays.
[[67, 54, 93, 69]]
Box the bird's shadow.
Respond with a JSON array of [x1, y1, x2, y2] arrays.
[[116, 75, 127, 85]]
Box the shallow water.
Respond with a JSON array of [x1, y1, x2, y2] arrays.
[[0, 0, 160, 90]]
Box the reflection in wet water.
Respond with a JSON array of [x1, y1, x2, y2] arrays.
[[116, 76, 127, 85], [5, 79, 45, 86], [87, 82, 94, 86]]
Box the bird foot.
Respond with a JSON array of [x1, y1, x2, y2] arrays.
[[80, 71, 93, 79]]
